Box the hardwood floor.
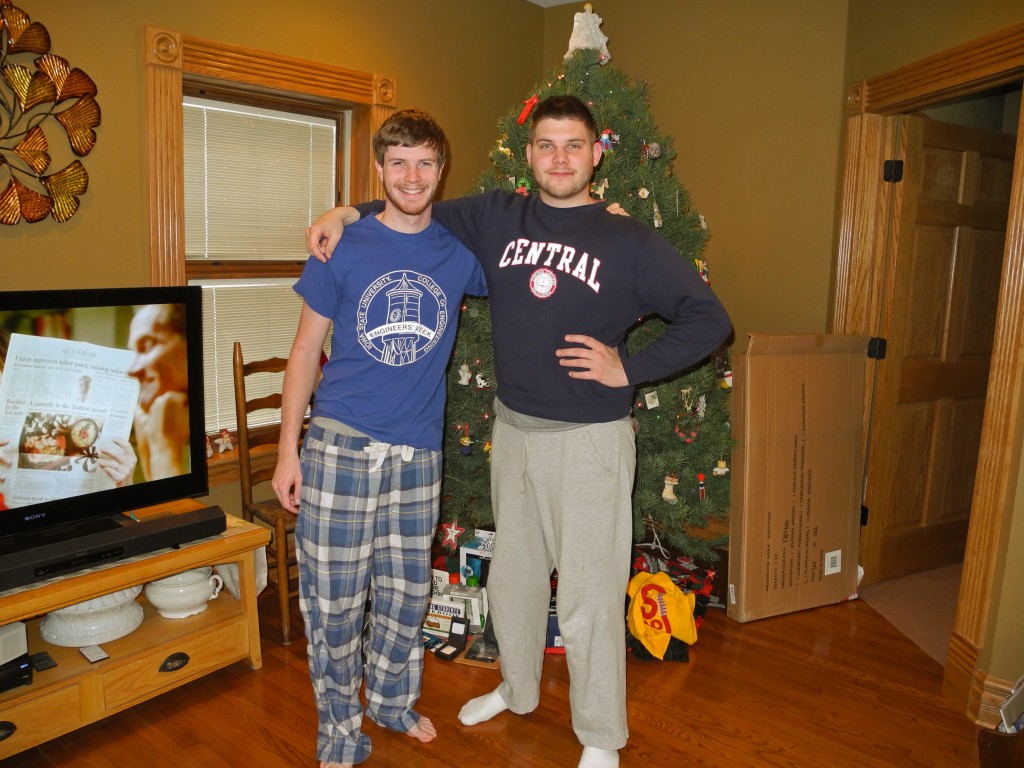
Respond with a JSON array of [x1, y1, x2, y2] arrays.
[[6, 591, 982, 767]]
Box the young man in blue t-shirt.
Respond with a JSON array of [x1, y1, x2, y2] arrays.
[[306, 96, 731, 768], [273, 109, 486, 768]]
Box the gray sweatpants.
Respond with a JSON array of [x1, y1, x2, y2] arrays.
[[487, 399, 635, 751]]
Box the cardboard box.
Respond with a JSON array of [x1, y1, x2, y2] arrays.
[[728, 334, 869, 623]]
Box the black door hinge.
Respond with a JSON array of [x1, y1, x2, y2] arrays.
[[867, 337, 887, 359], [883, 159, 904, 183], [861, 504, 869, 526]]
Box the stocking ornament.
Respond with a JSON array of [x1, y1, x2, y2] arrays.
[[662, 473, 679, 504]]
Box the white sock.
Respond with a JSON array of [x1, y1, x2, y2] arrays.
[[578, 746, 619, 768], [458, 689, 508, 726]]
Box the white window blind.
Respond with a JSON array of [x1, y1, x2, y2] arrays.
[[182, 96, 339, 432], [183, 96, 337, 260], [192, 280, 315, 433]]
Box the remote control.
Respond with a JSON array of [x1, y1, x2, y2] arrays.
[[78, 644, 109, 663], [30, 651, 57, 671]]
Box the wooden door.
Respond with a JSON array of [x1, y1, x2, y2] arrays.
[[860, 115, 1015, 585]]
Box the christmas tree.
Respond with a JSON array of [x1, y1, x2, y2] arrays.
[[439, 7, 731, 562]]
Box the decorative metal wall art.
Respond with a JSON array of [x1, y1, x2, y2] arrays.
[[0, 1, 100, 224]]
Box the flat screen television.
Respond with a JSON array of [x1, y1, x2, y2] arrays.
[[0, 286, 212, 578]]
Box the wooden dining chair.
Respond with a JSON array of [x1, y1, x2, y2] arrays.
[[232, 341, 300, 644]]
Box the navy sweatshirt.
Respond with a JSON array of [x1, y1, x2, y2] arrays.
[[356, 190, 732, 424]]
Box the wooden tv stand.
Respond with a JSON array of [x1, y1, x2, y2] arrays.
[[0, 499, 270, 758]]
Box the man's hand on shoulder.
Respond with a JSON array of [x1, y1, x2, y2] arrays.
[[556, 335, 629, 388], [305, 206, 362, 264]]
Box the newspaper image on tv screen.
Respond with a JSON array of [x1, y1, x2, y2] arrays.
[[0, 333, 139, 508]]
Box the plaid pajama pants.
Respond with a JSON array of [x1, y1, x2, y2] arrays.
[[297, 418, 440, 766]]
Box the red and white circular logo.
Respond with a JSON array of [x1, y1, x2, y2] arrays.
[[529, 268, 558, 299]]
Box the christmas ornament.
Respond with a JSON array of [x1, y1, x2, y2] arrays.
[[457, 363, 472, 385], [674, 423, 698, 443], [475, 372, 490, 389], [652, 198, 663, 228], [661, 473, 679, 504], [441, 519, 465, 551], [697, 473, 706, 500], [565, 3, 611, 63], [592, 178, 609, 199], [679, 387, 693, 411], [515, 177, 531, 196], [711, 348, 731, 377], [695, 258, 710, 284], [600, 129, 618, 153], [638, 187, 650, 199], [517, 94, 539, 125], [459, 424, 472, 456], [646, 141, 662, 159], [712, 459, 730, 476], [215, 428, 233, 453], [495, 138, 512, 158]]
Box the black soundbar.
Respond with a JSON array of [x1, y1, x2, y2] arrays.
[[0, 505, 227, 592]]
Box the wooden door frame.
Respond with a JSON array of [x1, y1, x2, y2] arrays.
[[833, 23, 1024, 724]]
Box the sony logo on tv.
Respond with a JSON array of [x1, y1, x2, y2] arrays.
[[23, 513, 47, 521]]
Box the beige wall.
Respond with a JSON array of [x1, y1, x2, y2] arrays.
[[844, 0, 1024, 84]]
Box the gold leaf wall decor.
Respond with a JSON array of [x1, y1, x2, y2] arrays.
[[0, 0, 100, 225]]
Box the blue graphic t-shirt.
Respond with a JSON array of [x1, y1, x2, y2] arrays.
[[295, 215, 486, 449]]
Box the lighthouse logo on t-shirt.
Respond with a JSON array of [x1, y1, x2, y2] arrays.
[[356, 271, 448, 366]]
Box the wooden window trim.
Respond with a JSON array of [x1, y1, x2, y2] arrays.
[[144, 25, 396, 286]]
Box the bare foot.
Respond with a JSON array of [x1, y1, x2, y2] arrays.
[[408, 715, 437, 743]]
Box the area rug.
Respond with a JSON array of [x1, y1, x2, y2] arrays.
[[857, 563, 963, 665]]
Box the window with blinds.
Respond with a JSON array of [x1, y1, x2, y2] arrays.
[[182, 96, 341, 433]]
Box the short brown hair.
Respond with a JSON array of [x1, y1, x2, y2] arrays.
[[529, 95, 598, 143], [373, 108, 447, 167]]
